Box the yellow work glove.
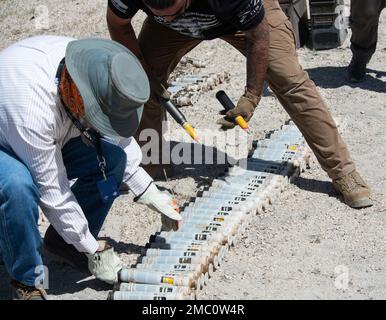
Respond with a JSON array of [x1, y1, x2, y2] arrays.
[[216, 88, 261, 130]]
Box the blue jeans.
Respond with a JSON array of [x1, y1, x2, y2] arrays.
[[0, 137, 126, 287]]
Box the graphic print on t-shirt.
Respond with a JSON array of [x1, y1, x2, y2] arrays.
[[153, 12, 222, 39], [108, 0, 265, 40]]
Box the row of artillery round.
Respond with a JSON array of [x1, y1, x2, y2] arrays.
[[169, 72, 231, 107], [108, 122, 310, 300]]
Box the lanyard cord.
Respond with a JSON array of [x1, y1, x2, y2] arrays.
[[56, 58, 107, 180]]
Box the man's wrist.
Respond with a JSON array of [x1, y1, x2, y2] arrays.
[[244, 87, 261, 106]]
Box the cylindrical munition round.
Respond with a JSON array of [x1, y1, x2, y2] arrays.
[[200, 192, 252, 203], [119, 269, 197, 288], [169, 87, 184, 95], [168, 80, 191, 86], [196, 192, 248, 202], [192, 61, 206, 68], [207, 183, 262, 193], [191, 212, 242, 225], [188, 197, 241, 205], [188, 201, 247, 211], [180, 217, 243, 231], [135, 263, 204, 279], [115, 282, 191, 295], [110, 291, 191, 301], [140, 255, 209, 267], [211, 179, 265, 189], [253, 148, 296, 156], [155, 231, 229, 245], [227, 167, 276, 178], [176, 217, 240, 233], [187, 201, 241, 210], [144, 249, 212, 258], [212, 246, 227, 269], [253, 144, 300, 152], [225, 174, 271, 182], [149, 242, 220, 254], [176, 97, 192, 106], [198, 273, 206, 290], [179, 216, 235, 228], [198, 191, 265, 204], [203, 272, 210, 286], [180, 213, 246, 229], [211, 180, 264, 192], [207, 183, 261, 193], [229, 163, 283, 176], [226, 168, 273, 178], [206, 184, 266, 195], [202, 191, 251, 200], [156, 238, 213, 246], [181, 213, 243, 223], [178, 224, 238, 239], [245, 163, 284, 171], [181, 207, 244, 215], [247, 157, 285, 164], [180, 208, 244, 218], [209, 176, 272, 191], [188, 198, 257, 212], [186, 84, 201, 91], [174, 77, 199, 83], [219, 245, 229, 261]]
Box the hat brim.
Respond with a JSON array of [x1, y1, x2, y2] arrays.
[[65, 38, 145, 138]]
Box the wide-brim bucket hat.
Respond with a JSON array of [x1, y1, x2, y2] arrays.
[[65, 38, 150, 138]]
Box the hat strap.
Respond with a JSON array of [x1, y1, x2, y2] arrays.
[[56, 58, 107, 181]]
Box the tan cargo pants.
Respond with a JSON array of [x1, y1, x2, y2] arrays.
[[350, 0, 386, 63], [135, 0, 355, 180]]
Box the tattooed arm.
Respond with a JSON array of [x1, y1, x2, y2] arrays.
[[106, 7, 147, 69], [216, 17, 270, 130], [244, 17, 270, 98]]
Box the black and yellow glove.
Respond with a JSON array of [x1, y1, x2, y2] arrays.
[[216, 88, 261, 130]]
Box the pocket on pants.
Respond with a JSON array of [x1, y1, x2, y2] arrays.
[[265, 5, 288, 28], [283, 20, 297, 48]]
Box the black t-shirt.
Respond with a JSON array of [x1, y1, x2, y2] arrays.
[[108, 0, 265, 40]]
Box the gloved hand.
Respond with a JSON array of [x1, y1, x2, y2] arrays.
[[136, 183, 181, 221], [86, 240, 122, 284], [216, 88, 261, 130], [148, 68, 171, 101]]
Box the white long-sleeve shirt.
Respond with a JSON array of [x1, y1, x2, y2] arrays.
[[0, 36, 152, 254]]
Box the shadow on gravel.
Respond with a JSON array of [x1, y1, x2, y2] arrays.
[[166, 141, 235, 188], [0, 260, 110, 299], [306, 66, 386, 93], [99, 237, 145, 255], [293, 176, 341, 200], [0, 238, 142, 299]]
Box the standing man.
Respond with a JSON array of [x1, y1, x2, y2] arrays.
[[0, 36, 180, 300], [107, 0, 373, 209], [348, 0, 385, 82]]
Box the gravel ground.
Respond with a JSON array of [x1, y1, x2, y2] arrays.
[[0, 0, 385, 300]]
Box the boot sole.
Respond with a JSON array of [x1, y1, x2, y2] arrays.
[[347, 198, 374, 209]]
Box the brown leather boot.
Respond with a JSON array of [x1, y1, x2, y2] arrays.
[[11, 280, 48, 300], [333, 170, 373, 209]]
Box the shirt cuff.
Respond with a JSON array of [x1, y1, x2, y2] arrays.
[[124, 167, 153, 197], [72, 230, 99, 254]]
